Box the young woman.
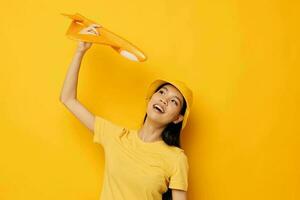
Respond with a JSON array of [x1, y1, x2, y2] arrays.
[[60, 24, 193, 200]]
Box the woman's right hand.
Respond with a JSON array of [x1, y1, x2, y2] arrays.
[[77, 24, 102, 52]]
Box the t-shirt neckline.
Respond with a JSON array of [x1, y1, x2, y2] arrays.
[[133, 130, 165, 145]]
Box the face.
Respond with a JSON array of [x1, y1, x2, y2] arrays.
[[146, 84, 185, 126]]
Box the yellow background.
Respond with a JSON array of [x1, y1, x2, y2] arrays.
[[0, 0, 299, 199]]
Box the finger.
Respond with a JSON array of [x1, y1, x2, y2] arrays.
[[90, 27, 99, 35], [79, 26, 99, 35], [86, 28, 96, 34], [84, 32, 95, 35], [85, 29, 98, 36], [85, 27, 98, 35], [79, 29, 93, 35]]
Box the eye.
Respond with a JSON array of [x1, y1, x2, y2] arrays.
[[171, 99, 178, 106], [158, 90, 164, 94]]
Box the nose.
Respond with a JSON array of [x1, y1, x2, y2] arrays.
[[160, 98, 167, 105]]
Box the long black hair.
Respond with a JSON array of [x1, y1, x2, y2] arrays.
[[142, 83, 187, 200]]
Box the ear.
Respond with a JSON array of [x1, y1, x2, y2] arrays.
[[173, 114, 184, 124]]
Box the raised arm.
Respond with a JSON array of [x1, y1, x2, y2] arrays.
[[59, 24, 101, 133]]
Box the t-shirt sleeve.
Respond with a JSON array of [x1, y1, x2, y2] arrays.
[[93, 115, 125, 146], [169, 152, 189, 191]]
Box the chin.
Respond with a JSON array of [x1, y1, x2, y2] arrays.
[[147, 110, 172, 126], [146, 109, 162, 120]]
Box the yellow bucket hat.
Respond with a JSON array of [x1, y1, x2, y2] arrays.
[[142, 79, 193, 132]]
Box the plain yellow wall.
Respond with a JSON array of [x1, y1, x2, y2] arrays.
[[0, 0, 299, 199]]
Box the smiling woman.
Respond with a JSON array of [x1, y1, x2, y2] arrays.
[[59, 23, 193, 200], [140, 81, 191, 200]]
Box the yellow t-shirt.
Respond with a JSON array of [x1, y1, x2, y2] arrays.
[[93, 115, 189, 200]]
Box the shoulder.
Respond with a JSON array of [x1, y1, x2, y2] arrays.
[[166, 145, 187, 158], [172, 148, 188, 164], [93, 115, 129, 145], [161, 145, 188, 168], [94, 115, 127, 133], [168, 147, 189, 170]]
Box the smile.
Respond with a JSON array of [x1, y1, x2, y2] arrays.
[[153, 104, 165, 113]]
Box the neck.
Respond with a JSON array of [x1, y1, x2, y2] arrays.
[[138, 117, 165, 142]]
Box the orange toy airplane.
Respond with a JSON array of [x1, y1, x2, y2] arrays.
[[62, 13, 147, 62]]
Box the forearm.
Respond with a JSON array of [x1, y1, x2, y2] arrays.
[[59, 49, 86, 102]]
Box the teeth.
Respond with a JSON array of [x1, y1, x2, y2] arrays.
[[153, 104, 164, 113]]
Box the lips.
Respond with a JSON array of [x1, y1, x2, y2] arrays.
[[153, 103, 165, 113]]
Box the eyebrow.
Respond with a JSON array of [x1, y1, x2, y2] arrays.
[[161, 86, 182, 105]]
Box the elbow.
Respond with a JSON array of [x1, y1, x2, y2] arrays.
[[59, 95, 68, 103], [59, 95, 75, 104], [59, 97, 65, 104]]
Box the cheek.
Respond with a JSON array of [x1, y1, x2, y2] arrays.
[[165, 106, 180, 119], [146, 99, 156, 112], [147, 95, 158, 107], [169, 103, 181, 112]]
